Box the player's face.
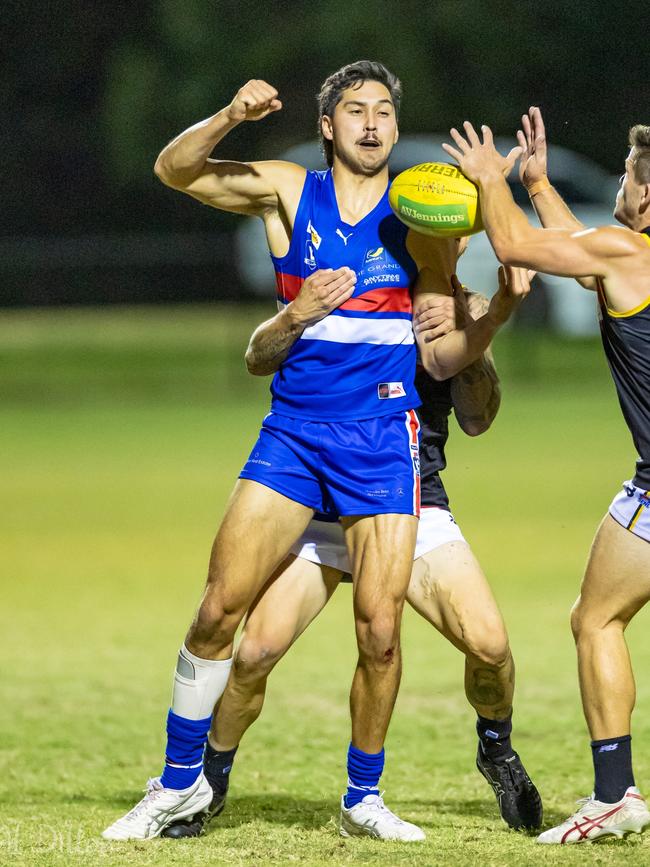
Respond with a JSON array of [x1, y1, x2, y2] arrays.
[[614, 149, 645, 228], [322, 80, 398, 176]]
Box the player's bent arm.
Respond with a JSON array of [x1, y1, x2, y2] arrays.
[[529, 187, 597, 291], [245, 268, 357, 374], [154, 80, 305, 216], [245, 308, 306, 375], [450, 292, 501, 436], [477, 174, 641, 281], [415, 299, 503, 382], [516, 106, 596, 290], [415, 265, 527, 381], [155, 112, 302, 215]]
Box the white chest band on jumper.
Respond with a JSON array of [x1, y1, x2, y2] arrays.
[[171, 644, 233, 720]]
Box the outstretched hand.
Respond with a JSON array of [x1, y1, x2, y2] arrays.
[[442, 122, 522, 184], [517, 107, 548, 188], [487, 266, 535, 326]]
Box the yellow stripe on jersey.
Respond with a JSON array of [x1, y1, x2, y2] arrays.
[[607, 294, 650, 318], [604, 233, 650, 318]]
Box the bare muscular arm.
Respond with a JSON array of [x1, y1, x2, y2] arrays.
[[245, 268, 357, 374], [450, 292, 501, 436], [517, 107, 596, 290], [443, 123, 650, 314], [153, 80, 305, 219], [415, 267, 530, 381]]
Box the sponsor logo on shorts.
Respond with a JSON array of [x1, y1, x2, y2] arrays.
[[366, 488, 389, 497], [248, 452, 271, 467], [378, 381, 406, 399]]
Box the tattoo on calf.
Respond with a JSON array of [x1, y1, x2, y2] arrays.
[[471, 667, 506, 708]]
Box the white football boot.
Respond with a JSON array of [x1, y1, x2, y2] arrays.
[[102, 773, 213, 840], [339, 793, 425, 841], [537, 786, 650, 844]]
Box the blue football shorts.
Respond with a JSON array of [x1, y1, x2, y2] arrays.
[[239, 409, 421, 517]]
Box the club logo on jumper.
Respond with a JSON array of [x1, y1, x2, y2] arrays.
[[364, 246, 385, 265], [625, 483, 636, 497], [377, 381, 406, 399], [307, 220, 322, 250], [336, 227, 353, 245], [304, 240, 317, 270]]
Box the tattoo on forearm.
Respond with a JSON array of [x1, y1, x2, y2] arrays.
[[246, 319, 302, 374]]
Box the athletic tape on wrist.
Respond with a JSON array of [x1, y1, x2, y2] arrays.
[[527, 178, 552, 197]]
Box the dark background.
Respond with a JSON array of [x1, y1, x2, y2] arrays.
[[3, 0, 645, 306]]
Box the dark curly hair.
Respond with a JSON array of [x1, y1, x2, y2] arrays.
[[317, 61, 402, 167]]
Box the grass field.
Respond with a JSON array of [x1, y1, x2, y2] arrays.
[[3, 304, 650, 866]]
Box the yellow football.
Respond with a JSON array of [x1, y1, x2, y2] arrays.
[[388, 162, 483, 238]]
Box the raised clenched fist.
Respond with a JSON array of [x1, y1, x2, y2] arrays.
[[227, 80, 283, 123]]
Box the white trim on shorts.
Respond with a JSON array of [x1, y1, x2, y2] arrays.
[[608, 480, 650, 543], [290, 506, 466, 573]]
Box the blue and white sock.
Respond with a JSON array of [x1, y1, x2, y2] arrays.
[[344, 743, 385, 808], [159, 645, 232, 790], [160, 710, 212, 789]]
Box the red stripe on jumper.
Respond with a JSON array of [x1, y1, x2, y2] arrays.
[[275, 271, 303, 303], [339, 284, 412, 314], [275, 272, 413, 314]]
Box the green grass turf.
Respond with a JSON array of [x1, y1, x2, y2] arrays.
[[2, 305, 650, 865]]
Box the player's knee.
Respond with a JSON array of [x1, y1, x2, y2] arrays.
[[570, 597, 584, 641], [356, 609, 401, 666], [570, 596, 625, 642], [466, 627, 510, 668], [234, 634, 285, 679], [454, 607, 509, 667], [193, 595, 242, 648]]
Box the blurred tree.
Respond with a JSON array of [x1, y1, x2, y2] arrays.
[[1, 0, 646, 304]]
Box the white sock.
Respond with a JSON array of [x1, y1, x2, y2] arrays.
[[171, 645, 233, 720]]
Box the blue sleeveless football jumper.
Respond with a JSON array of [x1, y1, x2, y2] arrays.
[[269, 169, 419, 421], [240, 169, 422, 516]]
